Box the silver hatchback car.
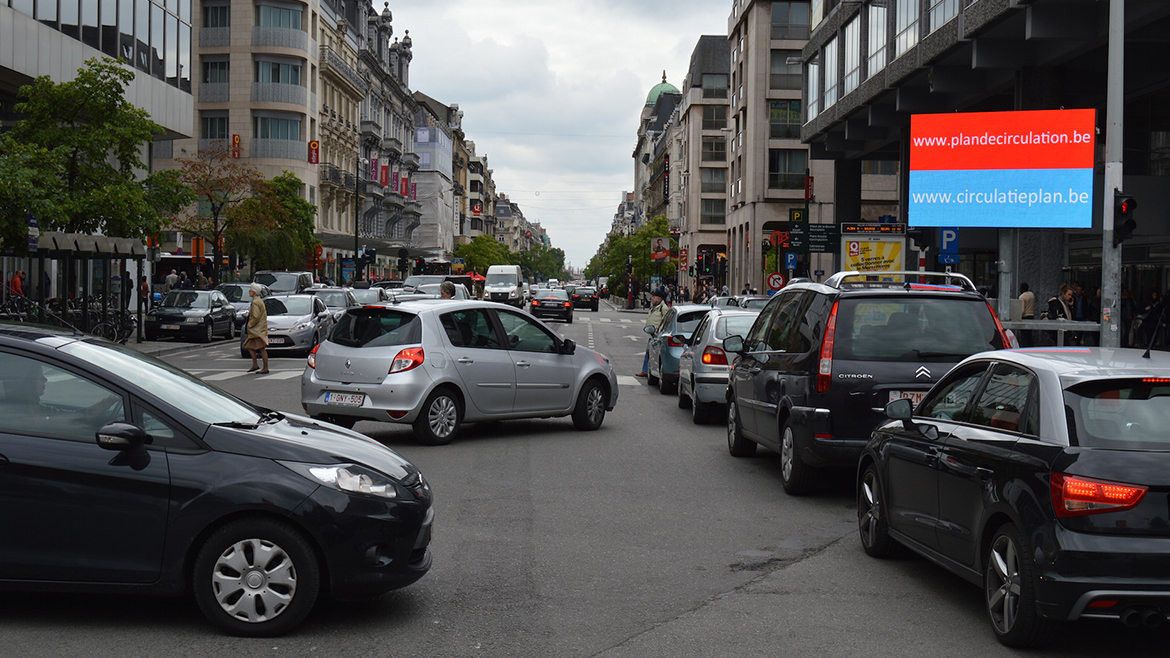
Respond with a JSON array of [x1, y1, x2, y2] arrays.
[[677, 308, 760, 423], [301, 300, 619, 444]]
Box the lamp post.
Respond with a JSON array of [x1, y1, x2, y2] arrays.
[[354, 155, 369, 282]]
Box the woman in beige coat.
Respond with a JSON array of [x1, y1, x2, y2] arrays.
[[244, 283, 269, 373]]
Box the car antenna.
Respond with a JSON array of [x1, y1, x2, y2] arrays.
[[1142, 297, 1168, 359]]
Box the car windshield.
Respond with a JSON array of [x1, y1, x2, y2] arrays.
[[265, 297, 313, 316], [743, 298, 768, 309], [676, 311, 707, 335], [350, 289, 383, 304], [717, 315, 757, 339], [254, 272, 300, 293], [330, 309, 422, 348], [1065, 379, 1170, 450], [835, 297, 1003, 361], [538, 290, 568, 300], [486, 274, 516, 286], [216, 285, 247, 302], [59, 340, 260, 425], [161, 291, 210, 308], [314, 291, 349, 307]]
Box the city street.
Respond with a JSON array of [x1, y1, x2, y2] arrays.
[[2, 300, 1167, 657]]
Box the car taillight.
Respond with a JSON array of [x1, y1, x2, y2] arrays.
[[563, 302, 571, 307], [389, 347, 425, 374], [307, 343, 320, 369], [701, 346, 728, 365], [667, 335, 685, 347], [572, 294, 579, 299], [817, 300, 840, 393], [985, 300, 1013, 348], [532, 300, 539, 306], [1051, 472, 1147, 517]]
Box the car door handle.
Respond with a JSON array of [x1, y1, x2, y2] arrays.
[[515, 361, 531, 368], [925, 450, 941, 467], [457, 357, 474, 364], [747, 367, 760, 374], [976, 467, 994, 480]]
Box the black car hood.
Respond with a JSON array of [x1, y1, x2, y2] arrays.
[[201, 413, 415, 480]]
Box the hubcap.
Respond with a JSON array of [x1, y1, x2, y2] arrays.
[[429, 396, 458, 438], [859, 472, 880, 547], [586, 386, 604, 424], [727, 404, 737, 448], [781, 428, 795, 481], [987, 534, 1022, 634], [211, 538, 296, 623]]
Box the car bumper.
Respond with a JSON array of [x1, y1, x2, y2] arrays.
[[145, 319, 209, 338], [246, 326, 317, 351], [532, 307, 572, 319], [789, 406, 866, 467], [692, 372, 729, 404], [301, 366, 433, 424]]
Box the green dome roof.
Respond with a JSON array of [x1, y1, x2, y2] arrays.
[[645, 71, 679, 106]]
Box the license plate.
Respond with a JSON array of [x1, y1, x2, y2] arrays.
[[889, 390, 926, 406], [268, 337, 287, 345], [325, 392, 365, 406], [161, 324, 179, 330]]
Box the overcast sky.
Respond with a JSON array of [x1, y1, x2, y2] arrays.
[[391, 0, 731, 271]]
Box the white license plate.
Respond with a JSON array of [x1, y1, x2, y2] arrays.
[[161, 324, 179, 330], [268, 337, 287, 345], [325, 392, 365, 406], [889, 390, 926, 406]]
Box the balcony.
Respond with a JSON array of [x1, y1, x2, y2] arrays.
[[400, 152, 420, 169], [252, 82, 308, 106], [319, 46, 368, 97], [200, 27, 230, 48], [381, 136, 402, 156], [199, 82, 230, 103], [252, 26, 309, 51], [320, 163, 343, 188], [251, 138, 307, 161], [360, 119, 381, 139]]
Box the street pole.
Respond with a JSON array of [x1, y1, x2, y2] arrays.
[[354, 155, 365, 283], [1100, 0, 1124, 347]]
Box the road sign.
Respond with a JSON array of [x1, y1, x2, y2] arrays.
[[938, 253, 960, 265], [940, 227, 959, 254], [785, 252, 798, 270], [767, 272, 785, 290], [806, 224, 839, 253]]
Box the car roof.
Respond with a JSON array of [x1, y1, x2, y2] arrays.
[[964, 347, 1170, 384]]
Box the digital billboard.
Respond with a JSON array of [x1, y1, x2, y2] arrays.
[[908, 109, 1096, 228]]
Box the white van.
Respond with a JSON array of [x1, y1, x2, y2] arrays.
[[484, 265, 524, 307]]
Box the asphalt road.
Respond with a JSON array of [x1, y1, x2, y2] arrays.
[[4, 300, 1168, 657]]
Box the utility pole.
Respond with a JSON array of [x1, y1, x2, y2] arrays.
[[1100, 0, 1124, 347]]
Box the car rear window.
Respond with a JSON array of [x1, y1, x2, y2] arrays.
[[538, 290, 568, 300], [678, 311, 707, 335], [314, 291, 348, 307], [1065, 379, 1170, 449], [835, 297, 1003, 361], [717, 315, 756, 339], [255, 272, 300, 293], [330, 309, 421, 348]]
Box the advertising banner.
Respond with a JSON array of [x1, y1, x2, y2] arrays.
[[308, 140, 319, 164], [650, 237, 670, 263], [908, 109, 1096, 228], [841, 236, 904, 275]]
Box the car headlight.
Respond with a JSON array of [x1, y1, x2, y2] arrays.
[[236, 309, 248, 318], [294, 322, 313, 331], [280, 461, 401, 499]]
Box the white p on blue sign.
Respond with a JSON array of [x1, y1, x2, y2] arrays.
[[785, 252, 798, 270], [940, 227, 959, 254]]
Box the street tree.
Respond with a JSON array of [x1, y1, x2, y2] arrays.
[[452, 235, 515, 274], [229, 172, 319, 272]]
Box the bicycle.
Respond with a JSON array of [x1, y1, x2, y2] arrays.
[[91, 308, 138, 345]]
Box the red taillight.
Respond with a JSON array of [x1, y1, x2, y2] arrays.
[[563, 302, 571, 307], [817, 300, 840, 393], [701, 346, 728, 365], [985, 301, 1013, 348], [532, 300, 539, 306], [1051, 472, 1147, 517], [387, 410, 409, 419], [572, 294, 579, 299], [667, 335, 685, 347], [389, 347, 425, 374], [307, 343, 320, 369]]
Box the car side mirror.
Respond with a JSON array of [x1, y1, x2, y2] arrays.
[[96, 422, 151, 451], [642, 325, 655, 335], [723, 335, 745, 353], [884, 399, 938, 440], [318, 311, 331, 319], [560, 338, 576, 354]]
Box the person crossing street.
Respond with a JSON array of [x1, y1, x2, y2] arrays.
[[636, 287, 669, 378]]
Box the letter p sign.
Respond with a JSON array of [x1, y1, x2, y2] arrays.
[[940, 227, 959, 254]]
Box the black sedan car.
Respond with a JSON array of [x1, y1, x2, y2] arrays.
[[529, 288, 574, 323], [571, 287, 599, 311], [216, 282, 269, 329], [858, 347, 1170, 647], [144, 290, 236, 342], [0, 325, 433, 636]]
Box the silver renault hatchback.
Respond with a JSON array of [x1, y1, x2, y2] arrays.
[[301, 299, 619, 444]]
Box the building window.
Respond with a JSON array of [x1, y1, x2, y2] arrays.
[[768, 149, 808, 189], [254, 116, 302, 140], [772, 1, 810, 39], [810, 0, 825, 30], [702, 105, 727, 131], [806, 61, 820, 119], [928, 0, 959, 33], [896, 0, 920, 57], [702, 74, 728, 99], [203, 60, 229, 84], [862, 160, 900, 175], [843, 18, 860, 96], [822, 37, 838, 109], [867, 3, 888, 79], [204, 5, 229, 28], [701, 168, 726, 194], [702, 136, 727, 162], [257, 4, 302, 30], [255, 60, 302, 85], [770, 100, 801, 139], [770, 50, 801, 89], [202, 116, 229, 140], [701, 199, 726, 224]]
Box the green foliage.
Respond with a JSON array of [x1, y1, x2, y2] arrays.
[[585, 215, 676, 288], [0, 57, 193, 244], [452, 235, 516, 274], [231, 171, 319, 271], [516, 244, 567, 281]]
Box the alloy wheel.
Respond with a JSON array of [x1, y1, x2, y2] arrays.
[[428, 396, 459, 439], [987, 534, 1022, 635], [781, 427, 796, 481], [859, 470, 880, 548], [585, 386, 604, 425]]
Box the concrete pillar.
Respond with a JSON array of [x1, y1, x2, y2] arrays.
[[834, 159, 862, 224]]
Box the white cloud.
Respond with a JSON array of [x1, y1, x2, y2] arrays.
[[391, 0, 729, 270]]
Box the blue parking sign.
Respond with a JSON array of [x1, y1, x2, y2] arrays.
[[940, 227, 959, 254], [785, 252, 798, 270]]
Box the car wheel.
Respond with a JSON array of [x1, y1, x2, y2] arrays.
[[780, 419, 815, 495], [241, 346, 251, 359], [727, 400, 756, 457], [646, 361, 659, 386], [192, 518, 320, 638], [566, 314, 573, 324], [201, 321, 214, 343], [413, 388, 462, 445], [306, 333, 319, 357], [145, 329, 157, 341], [985, 523, 1057, 648], [677, 378, 692, 409], [224, 320, 234, 340], [691, 395, 710, 425], [657, 361, 674, 395], [858, 464, 900, 558], [571, 379, 606, 431]]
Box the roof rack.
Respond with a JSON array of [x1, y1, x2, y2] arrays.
[[823, 270, 978, 292]]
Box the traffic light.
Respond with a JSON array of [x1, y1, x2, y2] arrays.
[[1114, 192, 1137, 247], [414, 257, 427, 274], [700, 252, 711, 275], [688, 265, 694, 277], [626, 259, 633, 275], [363, 248, 377, 266], [397, 257, 409, 274]]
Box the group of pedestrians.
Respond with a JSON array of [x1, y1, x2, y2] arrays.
[[1017, 280, 1169, 349], [162, 269, 211, 293]]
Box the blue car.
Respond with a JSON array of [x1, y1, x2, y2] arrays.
[[646, 304, 711, 394]]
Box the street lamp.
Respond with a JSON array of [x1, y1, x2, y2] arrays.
[[354, 155, 369, 282]]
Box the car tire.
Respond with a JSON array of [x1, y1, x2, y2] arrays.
[[858, 463, 901, 558], [201, 321, 214, 344], [566, 314, 573, 324], [571, 379, 606, 431], [727, 400, 756, 457], [646, 364, 659, 387], [145, 329, 157, 341], [224, 320, 234, 340], [677, 379, 692, 409], [985, 523, 1058, 648], [241, 346, 251, 359], [657, 360, 674, 395], [691, 396, 710, 425], [192, 518, 320, 638], [306, 333, 319, 357], [779, 419, 815, 495], [413, 388, 462, 446]]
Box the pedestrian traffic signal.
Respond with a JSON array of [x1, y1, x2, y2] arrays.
[[626, 260, 633, 275], [688, 265, 695, 277], [1114, 192, 1137, 247], [362, 248, 377, 265], [397, 257, 409, 274], [414, 257, 427, 274]]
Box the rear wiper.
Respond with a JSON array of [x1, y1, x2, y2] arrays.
[[214, 420, 259, 429]]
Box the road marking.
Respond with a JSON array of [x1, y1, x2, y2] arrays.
[[600, 318, 612, 323], [259, 370, 303, 380], [626, 336, 641, 341], [619, 319, 632, 323], [203, 371, 246, 381], [616, 375, 642, 386]]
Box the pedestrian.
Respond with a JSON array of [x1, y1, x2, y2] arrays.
[[721, 284, 729, 296], [439, 281, 456, 299], [244, 283, 269, 374], [9, 270, 23, 311], [140, 275, 150, 310], [636, 287, 669, 378], [1121, 288, 1137, 347], [197, 270, 210, 289], [177, 271, 191, 290], [1045, 284, 1074, 346], [164, 269, 178, 293], [742, 282, 750, 294], [1018, 282, 1035, 347]]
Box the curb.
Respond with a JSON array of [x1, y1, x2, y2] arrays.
[[602, 299, 649, 314]]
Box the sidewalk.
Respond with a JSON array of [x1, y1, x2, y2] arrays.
[[602, 299, 648, 314]]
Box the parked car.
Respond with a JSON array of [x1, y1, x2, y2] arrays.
[[706, 296, 742, 308], [860, 347, 1170, 647], [350, 286, 391, 305], [239, 294, 333, 357], [302, 300, 619, 444], [645, 304, 712, 394], [307, 287, 360, 321], [724, 271, 1014, 494], [571, 287, 600, 311], [252, 270, 314, 295], [215, 282, 268, 329], [677, 308, 760, 423], [528, 288, 574, 323], [144, 290, 236, 343], [0, 324, 433, 636], [737, 295, 770, 310]]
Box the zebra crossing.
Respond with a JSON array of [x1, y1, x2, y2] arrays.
[[191, 368, 304, 382]]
